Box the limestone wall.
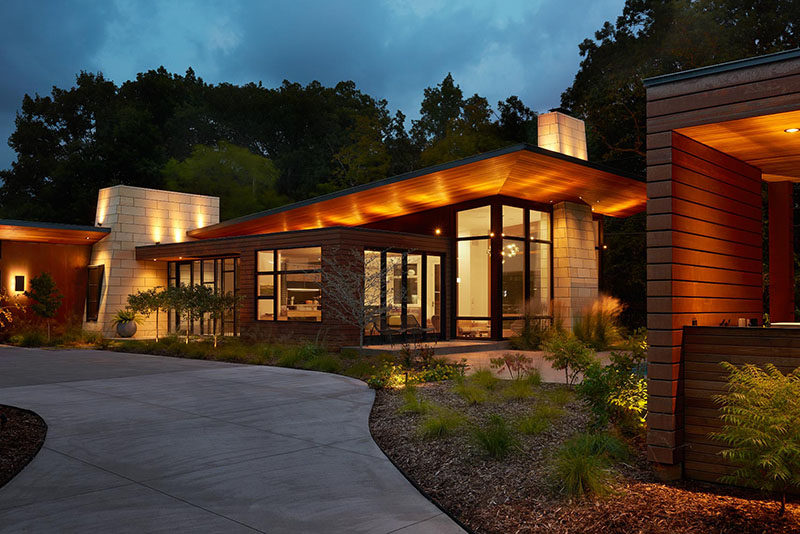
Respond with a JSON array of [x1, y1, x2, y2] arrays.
[[84, 185, 219, 338], [552, 201, 598, 330], [537, 111, 588, 160]]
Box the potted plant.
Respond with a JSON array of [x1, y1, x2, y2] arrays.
[[112, 309, 142, 338]]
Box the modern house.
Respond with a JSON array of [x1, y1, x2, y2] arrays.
[[644, 49, 800, 482], [1, 111, 646, 346]]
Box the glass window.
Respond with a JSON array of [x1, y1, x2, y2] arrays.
[[529, 242, 550, 314], [178, 263, 191, 287], [278, 247, 321, 271], [457, 319, 490, 338], [257, 299, 274, 321], [530, 209, 550, 241], [502, 240, 524, 317], [363, 251, 383, 335], [502, 206, 524, 238], [426, 256, 442, 333], [257, 275, 274, 297], [457, 239, 490, 317], [257, 250, 274, 272], [386, 253, 403, 307], [407, 254, 422, 328], [457, 205, 491, 237], [202, 260, 215, 285], [277, 272, 321, 321]]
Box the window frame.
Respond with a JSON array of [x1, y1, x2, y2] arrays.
[[255, 246, 323, 323]]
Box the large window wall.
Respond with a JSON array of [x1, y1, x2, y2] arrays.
[[456, 202, 552, 338], [256, 247, 322, 322], [167, 257, 238, 335], [364, 249, 443, 342]]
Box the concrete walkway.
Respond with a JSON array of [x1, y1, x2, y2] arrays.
[[0, 347, 463, 533]]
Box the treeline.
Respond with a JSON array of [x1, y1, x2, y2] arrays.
[[0, 70, 537, 223]]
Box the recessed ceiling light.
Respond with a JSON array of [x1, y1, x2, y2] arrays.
[[785, 128, 800, 133]]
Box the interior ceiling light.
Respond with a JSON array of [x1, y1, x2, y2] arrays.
[[784, 127, 800, 133]]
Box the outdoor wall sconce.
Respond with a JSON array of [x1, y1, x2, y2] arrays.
[[784, 127, 799, 133], [14, 275, 24, 292]]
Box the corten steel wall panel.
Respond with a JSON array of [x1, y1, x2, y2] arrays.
[[646, 132, 762, 467], [137, 227, 451, 348], [768, 181, 794, 322], [0, 241, 93, 324], [681, 326, 800, 483]]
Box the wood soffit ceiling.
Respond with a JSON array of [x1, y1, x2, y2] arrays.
[[0, 220, 110, 245], [189, 146, 647, 239], [677, 110, 800, 182]]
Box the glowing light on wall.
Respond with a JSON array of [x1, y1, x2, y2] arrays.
[[173, 227, 183, 243], [196, 213, 205, 228], [152, 225, 162, 244]]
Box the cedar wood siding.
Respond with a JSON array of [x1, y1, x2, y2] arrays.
[[136, 227, 450, 348], [645, 55, 800, 470]]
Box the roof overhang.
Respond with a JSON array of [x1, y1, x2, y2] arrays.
[[676, 109, 800, 182], [188, 144, 646, 239], [0, 219, 110, 245]]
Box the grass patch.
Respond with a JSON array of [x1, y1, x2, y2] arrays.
[[453, 380, 490, 405], [552, 431, 628, 498], [398, 386, 432, 415], [502, 379, 536, 400], [517, 404, 565, 435], [419, 407, 465, 439], [470, 369, 500, 390], [546, 387, 575, 407], [472, 414, 517, 459]]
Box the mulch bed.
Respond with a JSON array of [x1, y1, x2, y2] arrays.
[[0, 405, 47, 488], [369, 381, 800, 534]]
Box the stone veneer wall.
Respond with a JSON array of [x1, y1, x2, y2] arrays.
[[84, 185, 219, 338], [552, 201, 598, 330], [537, 111, 588, 161]]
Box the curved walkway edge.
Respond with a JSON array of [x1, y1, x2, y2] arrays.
[[0, 347, 464, 533]]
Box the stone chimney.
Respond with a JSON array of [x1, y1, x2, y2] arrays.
[[537, 111, 588, 160]]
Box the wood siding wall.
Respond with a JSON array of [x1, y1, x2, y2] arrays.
[[645, 56, 800, 471], [681, 326, 800, 483], [137, 227, 450, 348]]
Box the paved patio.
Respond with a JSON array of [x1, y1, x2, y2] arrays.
[[0, 346, 463, 533]]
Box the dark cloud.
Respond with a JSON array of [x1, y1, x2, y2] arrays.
[[0, 0, 625, 169]]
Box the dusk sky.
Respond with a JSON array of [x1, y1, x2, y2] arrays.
[[0, 0, 626, 169]]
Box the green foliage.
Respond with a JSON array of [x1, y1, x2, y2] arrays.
[[418, 407, 465, 439], [577, 329, 648, 430], [9, 328, 47, 347], [553, 431, 628, 498], [111, 309, 142, 326], [508, 316, 552, 351], [542, 332, 597, 385], [472, 414, 517, 459], [546, 388, 575, 407], [711, 362, 800, 515], [305, 354, 342, 374], [23, 272, 63, 341], [398, 386, 432, 415], [573, 295, 625, 351], [127, 288, 167, 340], [502, 379, 536, 400], [518, 405, 565, 435], [453, 379, 490, 405], [0, 289, 22, 331], [469, 369, 499, 390], [163, 141, 288, 220]]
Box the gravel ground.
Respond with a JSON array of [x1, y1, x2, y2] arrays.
[[0, 405, 47, 488], [369, 381, 800, 534]]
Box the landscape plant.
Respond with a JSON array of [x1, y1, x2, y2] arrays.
[[573, 295, 625, 351], [710, 362, 800, 516], [472, 414, 517, 459], [111, 309, 142, 326], [542, 331, 597, 385], [418, 407, 465, 439], [0, 288, 22, 333], [127, 288, 167, 341], [489, 352, 536, 380], [23, 272, 63, 342], [189, 285, 240, 347], [553, 432, 628, 498]]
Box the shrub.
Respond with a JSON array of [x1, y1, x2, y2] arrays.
[[490, 353, 536, 380], [711, 362, 800, 516], [453, 380, 489, 405], [10, 328, 47, 347], [343, 360, 375, 379], [398, 386, 432, 415], [473, 414, 517, 459], [470, 369, 499, 390], [419, 407, 465, 438], [305, 354, 342, 374], [23, 272, 63, 342], [573, 295, 625, 351], [525, 368, 542, 387], [542, 332, 596, 385], [418, 362, 466, 382], [518, 405, 565, 435], [508, 315, 551, 350]]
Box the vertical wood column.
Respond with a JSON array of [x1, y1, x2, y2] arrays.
[[768, 181, 795, 322], [490, 203, 503, 339]]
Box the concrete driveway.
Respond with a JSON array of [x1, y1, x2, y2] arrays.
[[0, 346, 462, 533]]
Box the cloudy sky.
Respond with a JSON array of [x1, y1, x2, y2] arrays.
[[0, 0, 625, 169]]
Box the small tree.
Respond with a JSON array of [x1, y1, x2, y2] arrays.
[[323, 247, 406, 348], [127, 287, 166, 341], [163, 285, 194, 344], [192, 286, 239, 348], [542, 331, 597, 386], [711, 362, 800, 516], [0, 289, 22, 333], [23, 272, 63, 342]]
